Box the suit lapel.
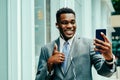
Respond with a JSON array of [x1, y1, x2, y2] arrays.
[[55, 38, 65, 75], [65, 37, 76, 74], [55, 37, 81, 75], [65, 36, 80, 74]]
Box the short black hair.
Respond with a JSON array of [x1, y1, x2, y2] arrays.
[[56, 7, 75, 22]]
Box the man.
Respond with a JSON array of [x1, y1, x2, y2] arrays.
[[35, 7, 116, 80]]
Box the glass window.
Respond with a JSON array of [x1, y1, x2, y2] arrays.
[[35, 0, 51, 70]]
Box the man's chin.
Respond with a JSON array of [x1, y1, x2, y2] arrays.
[[66, 35, 74, 39]]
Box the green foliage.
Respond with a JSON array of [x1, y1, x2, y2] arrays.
[[112, 0, 120, 14]]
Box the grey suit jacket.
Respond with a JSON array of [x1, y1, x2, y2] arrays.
[[35, 36, 116, 80]]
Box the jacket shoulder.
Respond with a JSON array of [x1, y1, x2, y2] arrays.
[[75, 36, 93, 44]]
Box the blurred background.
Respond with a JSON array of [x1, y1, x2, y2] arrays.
[[0, 0, 120, 80]]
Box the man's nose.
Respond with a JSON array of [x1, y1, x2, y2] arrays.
[[67, 23, 73, 28]]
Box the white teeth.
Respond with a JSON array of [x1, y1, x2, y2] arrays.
[[66, 29, 73, 31], [66, 30, 73, 34], [67, 30, 72, 31]]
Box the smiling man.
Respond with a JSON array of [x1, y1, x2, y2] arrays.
[[35, 7, 116, 80], [56, 12, 76, 41]]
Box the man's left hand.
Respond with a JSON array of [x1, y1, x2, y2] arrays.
[[94, 32, 113, 61]]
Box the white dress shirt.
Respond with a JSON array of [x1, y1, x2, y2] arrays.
[[59, 36, 75, 53]]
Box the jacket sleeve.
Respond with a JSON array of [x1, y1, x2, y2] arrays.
[[89, 40, 116, 77], [35, 47, 53, 80]]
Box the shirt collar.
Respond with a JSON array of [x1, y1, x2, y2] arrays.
[[59, 35, 75, 47]]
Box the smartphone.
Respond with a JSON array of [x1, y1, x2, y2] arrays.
[[96, 29, 106, 41]]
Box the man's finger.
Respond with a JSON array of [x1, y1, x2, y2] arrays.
[[101, 32, 109, 43], [54, 43, 58, 51], [53, 43, 58, 55]]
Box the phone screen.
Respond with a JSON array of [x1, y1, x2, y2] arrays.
[[96, 29, 106, 41]]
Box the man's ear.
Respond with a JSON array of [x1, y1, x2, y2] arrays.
[[56, 23, 59, 29]]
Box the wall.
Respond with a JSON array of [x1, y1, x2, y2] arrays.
[[111, 15, 120, 27], [0, 0, 36, 80], [0, 0, 8, 80]]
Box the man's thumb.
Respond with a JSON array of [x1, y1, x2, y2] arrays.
[[54, 43, 58, 51]]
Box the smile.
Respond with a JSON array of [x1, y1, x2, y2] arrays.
[[65, 30, 74, 34]]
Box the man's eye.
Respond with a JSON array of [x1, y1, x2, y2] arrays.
[[71, 21, 75, 24], [60, 20, 76, 25], [61, 21, 68, 24]]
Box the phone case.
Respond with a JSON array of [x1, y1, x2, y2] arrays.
[[96, 29, 106, 41]]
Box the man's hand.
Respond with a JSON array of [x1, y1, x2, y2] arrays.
[[48, 43, 65, 64], [47, 43, 65, 73], [94, 32, 113, 61]]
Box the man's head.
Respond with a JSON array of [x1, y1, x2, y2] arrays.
[[56, 8, 76, 41]]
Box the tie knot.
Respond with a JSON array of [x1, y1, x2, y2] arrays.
[[63, 41, 69, 52], [64, 41, 69, 45], [63, 42, 69, 49]]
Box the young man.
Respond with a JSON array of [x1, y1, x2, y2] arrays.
[[35, 8, 116, 80]]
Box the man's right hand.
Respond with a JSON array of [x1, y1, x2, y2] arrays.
[[48, 43, 65, 64], [47, 43, 65, 73]]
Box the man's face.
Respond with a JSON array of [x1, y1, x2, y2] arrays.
[[56, 13, 76, 41]]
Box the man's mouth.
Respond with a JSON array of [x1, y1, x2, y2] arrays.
[[65, 30, 74, 35]]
